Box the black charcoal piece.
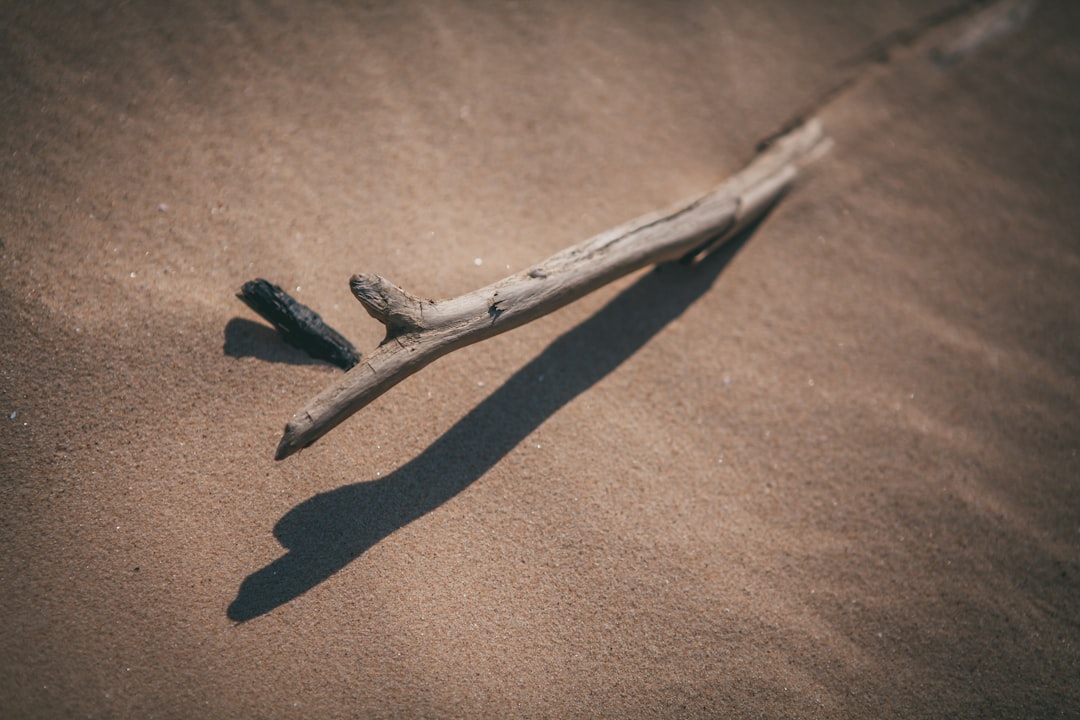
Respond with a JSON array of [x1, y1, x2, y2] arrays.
[[237, 279, 360, 370]]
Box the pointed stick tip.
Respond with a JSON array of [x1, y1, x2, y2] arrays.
[[274, 421, 308, 461]]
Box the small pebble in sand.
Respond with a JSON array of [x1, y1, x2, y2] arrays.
[[474, 257, 483, 266], [9, 411, 16, 420], [157, 203, 168, 213]]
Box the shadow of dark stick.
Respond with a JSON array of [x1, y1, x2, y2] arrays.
[[224, 317, 336, 367], [228, 219, 765, 622]]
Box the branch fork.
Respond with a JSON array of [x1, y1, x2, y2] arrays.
[[275, 119, 830, 459]]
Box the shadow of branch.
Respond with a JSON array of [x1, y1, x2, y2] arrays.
[[228, 219, 764, 622]]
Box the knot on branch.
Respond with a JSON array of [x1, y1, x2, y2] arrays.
[[350, 273, 427, 338]]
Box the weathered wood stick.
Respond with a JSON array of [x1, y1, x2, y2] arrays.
[[932, 0, 1036, 66], [275, 119, 829, 460]]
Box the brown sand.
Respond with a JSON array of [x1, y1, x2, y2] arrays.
[[2, 1, 1078, 717]]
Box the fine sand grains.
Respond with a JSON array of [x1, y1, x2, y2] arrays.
[[1, 2, 1078, 718]]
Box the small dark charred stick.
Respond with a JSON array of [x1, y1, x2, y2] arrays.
[[236, 279, 361, 370]]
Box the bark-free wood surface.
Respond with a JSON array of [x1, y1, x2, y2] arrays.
[[276, 122, 827, 459]]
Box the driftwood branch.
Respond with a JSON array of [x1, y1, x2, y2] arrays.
[[932, 0, 1036, 66], [275, 119, 830, 459]]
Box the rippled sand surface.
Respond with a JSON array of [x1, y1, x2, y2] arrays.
[[2, 2, 1078, 717]]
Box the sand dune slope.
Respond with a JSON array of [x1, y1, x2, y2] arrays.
[[1, 1, 1078, 717]]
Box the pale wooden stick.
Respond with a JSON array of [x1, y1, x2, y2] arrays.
[[275, 119, 829, 459], [932, 0, 1036, 66]]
